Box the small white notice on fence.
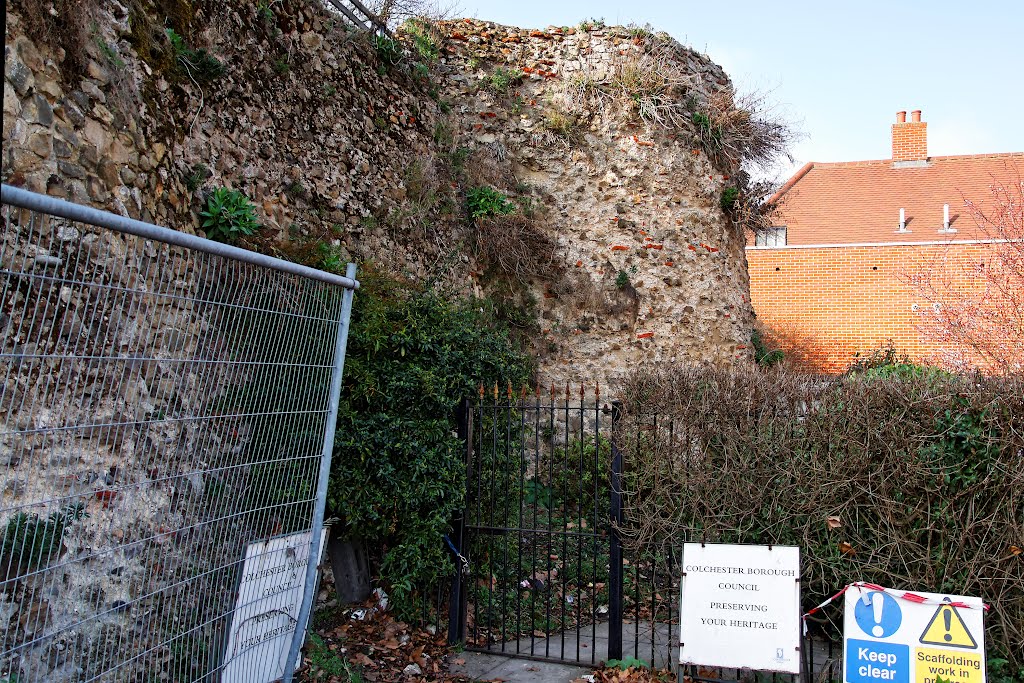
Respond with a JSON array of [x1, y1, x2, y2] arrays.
[[843, 585, 986, 683], [221, 529, 327, 683], [679, 543, 801, 673]]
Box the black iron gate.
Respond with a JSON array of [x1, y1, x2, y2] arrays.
[[445, 387, 843, 680], [447, 387, 634, 667]]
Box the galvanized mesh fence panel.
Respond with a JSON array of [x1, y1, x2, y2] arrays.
[[1, 193, 353, 682]]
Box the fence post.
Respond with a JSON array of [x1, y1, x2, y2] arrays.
[[608, 399, 624, 661], [282, 262, 358, 683], [448, 397, 472, 644]]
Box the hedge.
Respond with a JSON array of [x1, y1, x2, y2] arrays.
[[619, 367, 1024, 672]]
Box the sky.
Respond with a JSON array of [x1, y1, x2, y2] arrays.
[[457, 0, 1024, 181]]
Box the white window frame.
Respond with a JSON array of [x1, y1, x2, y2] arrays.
[[755, 226, 787, 247]]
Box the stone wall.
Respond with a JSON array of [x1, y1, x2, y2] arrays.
[[434, 19, 755, 390], [4, 4, 755, 398], [3, 0, 456, 279], [2, 1, 760, 677]]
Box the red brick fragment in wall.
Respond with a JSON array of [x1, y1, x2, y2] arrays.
[[637, 332, 655, 339], [611, 245, 629, 251]]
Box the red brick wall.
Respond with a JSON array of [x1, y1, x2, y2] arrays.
[[747, 242, 991, 373], [892, 121, 927, 162]]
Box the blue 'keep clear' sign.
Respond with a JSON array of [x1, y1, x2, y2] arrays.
[[845, 590, 910, 683]]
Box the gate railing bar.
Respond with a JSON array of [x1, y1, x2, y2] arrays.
[[282, 262, 358, 683], [447, 398, 471, 644], [0, 184, 359, 290], [608, 400, 625, 660]]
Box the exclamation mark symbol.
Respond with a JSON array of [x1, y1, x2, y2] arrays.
[[943, 608, 952, 642], [872, 592, 885, 637]]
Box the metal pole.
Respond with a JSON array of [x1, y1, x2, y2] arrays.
[[282, 262, 357, 683], [0, 184, 359, 290], [448, 398, 471, 644], [607, 400, 624, 661]]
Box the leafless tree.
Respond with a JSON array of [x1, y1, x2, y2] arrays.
[[905, 165, 1024, 372]]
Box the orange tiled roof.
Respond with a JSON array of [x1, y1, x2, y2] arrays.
[[769, 152, 1024, 245]]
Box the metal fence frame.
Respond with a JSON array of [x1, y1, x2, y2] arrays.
[[322, 0, 392, 36], [1, 184, 358, 682]]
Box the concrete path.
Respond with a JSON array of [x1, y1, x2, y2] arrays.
[[449, 653, 590, 682], [450, 621, 841, 681]]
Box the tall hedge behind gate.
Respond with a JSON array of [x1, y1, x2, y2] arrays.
[[619, 368, 1024, 671]]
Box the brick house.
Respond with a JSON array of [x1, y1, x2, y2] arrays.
[[746, 110, 1023, 372]]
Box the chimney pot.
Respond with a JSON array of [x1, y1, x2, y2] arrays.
[[892, 110, 928, 162]]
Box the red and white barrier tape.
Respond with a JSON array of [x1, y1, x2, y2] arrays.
[[800, 582, 989, 635]]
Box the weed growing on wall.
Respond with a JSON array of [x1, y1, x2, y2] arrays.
[[199, 187, 260, 242], [466, 186, 515, 219], [373, 34, 402, 66], [719, 186, 739, 213], [402, 18, 440, 62], [487, 67, 518, 95], [166, 28, 224, 83], [184, 163, 210, 192]]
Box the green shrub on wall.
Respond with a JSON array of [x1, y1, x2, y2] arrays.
[[199, 187, 260, 242], [328, 272, 529, 612]]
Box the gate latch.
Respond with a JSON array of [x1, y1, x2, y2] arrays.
[[444, 535, 470, 576]]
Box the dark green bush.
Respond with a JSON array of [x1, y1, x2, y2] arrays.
[[1, 503, 86, 572], [847, 341, 949, 379], [751, 326, 784, 367], [328, 273, 529, 612], [720, 186, 740, 213]]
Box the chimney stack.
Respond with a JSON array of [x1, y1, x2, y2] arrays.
[[892, 109, 928, 163]]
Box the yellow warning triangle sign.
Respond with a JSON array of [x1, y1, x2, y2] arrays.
[[919, 599, 978, 649]]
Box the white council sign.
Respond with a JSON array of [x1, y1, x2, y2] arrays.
[[843, 585, 986, 683], [221, 529, 327, 683], [679, 543, 801, 673]]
